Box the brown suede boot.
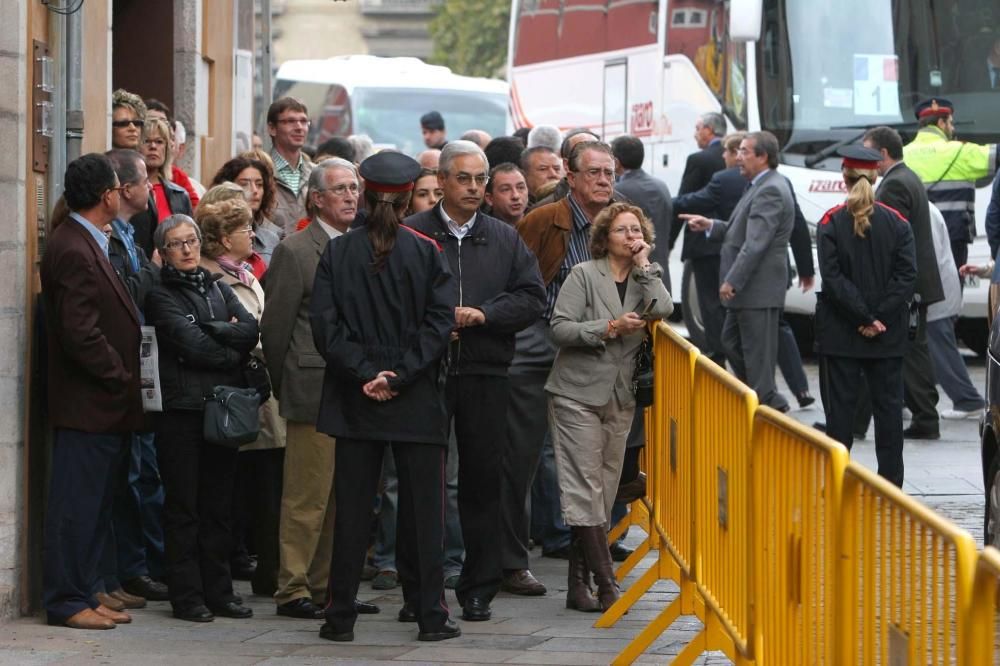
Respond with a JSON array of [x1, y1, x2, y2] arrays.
[[579, 525, 620, 611], [565, 528, 599, 612]]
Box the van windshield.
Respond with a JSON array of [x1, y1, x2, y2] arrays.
[[352, 88, 508, 155]]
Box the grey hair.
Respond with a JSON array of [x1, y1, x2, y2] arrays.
[[153, 214, 200, 252], [699, 112, 727, 137], [439, 140, 489, 174], [309, 157, 358, 192], [348, 134, 376, 162], [527, 125, 562, 152]]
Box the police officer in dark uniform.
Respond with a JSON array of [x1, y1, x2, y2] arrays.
[[309, 151, 460, 642], [816, 146, 917, 488]]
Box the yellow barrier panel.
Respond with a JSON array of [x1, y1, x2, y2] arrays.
[[837, 461, 977, 665], [751, 407, 848, 665], [966, 546, 1000, 665], [599, 323, 700, 665]]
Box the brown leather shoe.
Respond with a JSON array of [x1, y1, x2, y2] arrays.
[[110, 588, 147, 609], [65, 608, 115, 630], [94, 592, 125, 612], [95, 604, 131, 624], [501, 569, 547, 596]]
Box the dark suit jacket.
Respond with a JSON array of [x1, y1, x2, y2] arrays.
[[877, 162, 944, 306], [260, 219, 331, 424], [614, 169, 673, 287], [672, 166, 744, 261], [671, 141, 728, 255], [40, 218, 143, 433]]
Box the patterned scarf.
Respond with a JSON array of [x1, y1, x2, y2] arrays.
[[163, 264, 209, 296], [215, 255, 254, 287]]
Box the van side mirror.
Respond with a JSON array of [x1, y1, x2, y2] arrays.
[[729, 0, 763, 42]]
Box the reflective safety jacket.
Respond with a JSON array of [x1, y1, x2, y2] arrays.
[[903, 125, 997, 243]]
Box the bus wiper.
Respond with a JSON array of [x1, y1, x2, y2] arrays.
[[803, 131, 865, 168]]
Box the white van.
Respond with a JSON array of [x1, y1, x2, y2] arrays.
[[273, 55, 510, 157]]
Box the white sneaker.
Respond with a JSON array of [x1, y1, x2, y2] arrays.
[[940, 408, 980, 420]]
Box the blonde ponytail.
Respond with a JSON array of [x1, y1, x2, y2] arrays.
[[843, 167, 877, 238]]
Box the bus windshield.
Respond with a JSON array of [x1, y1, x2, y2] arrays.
[[759, 0, 1000, 162], [351, 88, 508, 156]]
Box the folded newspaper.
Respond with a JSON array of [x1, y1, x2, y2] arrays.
[[140, 326, 162, 412]]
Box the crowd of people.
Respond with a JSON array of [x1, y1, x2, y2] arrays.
[[39, 88, 999, 640]]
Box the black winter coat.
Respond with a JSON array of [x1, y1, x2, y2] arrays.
[[405, 205, 545, 376], [145, 266, 259, 411], [815, 202, 916, 358], [310, 225, 457, 445]]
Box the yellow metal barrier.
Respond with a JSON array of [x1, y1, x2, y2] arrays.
[[837, 461, 978, 665], [599, 323, 701, 664], [751, 407, 848, 665], [967, 546, 1000, 665]]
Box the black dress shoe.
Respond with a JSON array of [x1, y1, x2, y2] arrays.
[[397, 603, 417, 623], [610, 541, 634, 562], [123, 575, 169, 601], [462, 597, 491, 622], [797, 393, 816, 408], [355, 599, 380, 614], [903, 425, 940, 440], [277, 597, 324, 619], [319, 623, 354, 642], [418, 618, 462, 641], [173, 604, 214, 622], [209, 600, 253, 619]]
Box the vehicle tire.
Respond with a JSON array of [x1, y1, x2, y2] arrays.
[[680, 261, 707, 349], [956, 317, 988, 357], [986, 451, 1000, 547]]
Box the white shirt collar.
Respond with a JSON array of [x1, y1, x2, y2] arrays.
[[315, 217, 344, 239], [439, 205, 476, 241]]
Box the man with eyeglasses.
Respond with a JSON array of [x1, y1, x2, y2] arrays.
[[261, 158, 378, 621], [406, 140, 545, 622], [504, 141, 621, 592], [41, 154, 144, 630], [267, 97, 315, 235]]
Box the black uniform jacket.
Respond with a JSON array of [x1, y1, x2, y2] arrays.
[[815, 202, 916, 358], [309, 225, 457, 445], [145, 266, 259, 411], [405, 204, 545, 376]]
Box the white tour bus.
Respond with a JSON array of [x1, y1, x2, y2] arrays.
[[274, 55, 509, 157], [507, 0, 999, 353]]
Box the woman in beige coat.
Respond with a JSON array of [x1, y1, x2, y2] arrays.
[[197, 196, 286, 596], [546, 202, 672, 612]]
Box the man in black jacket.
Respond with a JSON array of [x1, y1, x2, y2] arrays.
[[406, 140, 545, 622]]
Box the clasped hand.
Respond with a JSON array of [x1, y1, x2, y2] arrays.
[[362, 370, 399, 402], [858, 320, 887, 338]]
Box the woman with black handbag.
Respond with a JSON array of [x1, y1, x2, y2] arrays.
[[145, 214, 259, 622], [545, 202, 672, 612], [197, 195, 285, 597]]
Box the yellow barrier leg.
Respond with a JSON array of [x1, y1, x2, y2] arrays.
[[671, 628, 708, 666], [595, 556, 661, 628], [614, 540, 651, 581], [609, 596, 683, 666]]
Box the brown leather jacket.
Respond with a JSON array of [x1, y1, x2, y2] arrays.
[[516, 197, 573, 286]]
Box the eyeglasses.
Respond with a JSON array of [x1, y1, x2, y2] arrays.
[[230, 225, 254, 235], [163, 238, 201, 251], [450, 172, 489, 187], [112, 119, 144, 129], [574, 167, 615, 180], [610, 225, 644, 236], [276, 118, 310, 127], [105, 185, 127, 196], [320, 183, 360, 196]]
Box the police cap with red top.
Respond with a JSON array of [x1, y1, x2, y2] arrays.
[[359, 151, 422, 194], [913, 97, 953, 121], [837, 145, 882, 171]]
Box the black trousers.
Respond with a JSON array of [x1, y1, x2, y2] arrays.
[[325, 438, 448, 633], [500, 369, 549, 571], [855, 307, 939, 434], [43, 429, 126, 625], [155, 410, 240, 610], [446, 374, 507, 606], [232, 447, 284, 596], [821, 355, 905, 487], [692, 256, 727, 365]]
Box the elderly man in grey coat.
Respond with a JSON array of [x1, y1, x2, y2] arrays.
[[682, 131, 795, 411]]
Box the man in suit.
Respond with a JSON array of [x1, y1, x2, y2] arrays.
[[407, 141, 545, 621], [261, 158, 377, 619], [670, 114, 729, 363], [611, 134, 673, 293], [854, 126, 946, 439], [683, 131, 795, 411], [41, 153, 143, 630]]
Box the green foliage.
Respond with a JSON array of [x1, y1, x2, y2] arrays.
[[428, 0, 511, 79]]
